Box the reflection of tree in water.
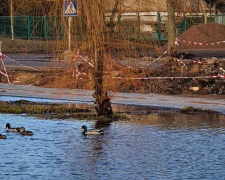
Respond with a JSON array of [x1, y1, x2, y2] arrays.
[[83, 130, 109, 171]]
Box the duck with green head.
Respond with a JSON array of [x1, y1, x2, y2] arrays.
[[81, 125, 104, 135], [0, 134, 7, 139]]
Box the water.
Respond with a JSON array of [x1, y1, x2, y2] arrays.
[[1, 113, 225, 180]]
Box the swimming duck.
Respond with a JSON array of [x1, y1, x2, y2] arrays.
[[5, 123, 22, 132], [20, 127, 34, 136], [81, 125, 104, 135], [0, 134, 7, 139]]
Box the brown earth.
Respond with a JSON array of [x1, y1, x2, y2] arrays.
[[177, 23, 225, 50], [1, 57, 225, 97]]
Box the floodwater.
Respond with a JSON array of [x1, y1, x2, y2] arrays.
[[1, 113, 225, 180]]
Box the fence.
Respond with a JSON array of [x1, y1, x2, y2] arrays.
[[0, 14, 225, 41], [0, 16, 64, 39]]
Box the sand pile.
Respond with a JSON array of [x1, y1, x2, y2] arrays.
[[177, 23, 225, 49]]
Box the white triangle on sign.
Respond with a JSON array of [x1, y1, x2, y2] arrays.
[[65, 2, 76, 14]]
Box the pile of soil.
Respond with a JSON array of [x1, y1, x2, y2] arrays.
[[177, 23, 225, 49]]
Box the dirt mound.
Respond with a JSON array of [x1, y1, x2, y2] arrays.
[[177, 23, 225, 49]]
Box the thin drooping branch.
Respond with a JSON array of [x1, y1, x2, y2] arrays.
[[81, 0, 113, 117]]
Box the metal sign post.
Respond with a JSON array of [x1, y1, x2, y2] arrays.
[[63, 1, 77, 52], [68, 17, 71, 51], [10, 0, 14, 41]]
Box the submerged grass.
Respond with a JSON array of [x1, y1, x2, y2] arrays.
[[0, 100, 91, 117], [0, 100, 130, 121]]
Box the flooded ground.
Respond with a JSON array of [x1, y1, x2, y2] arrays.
[[1, 112, 225, 179]]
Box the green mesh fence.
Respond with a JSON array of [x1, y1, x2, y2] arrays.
[[0, 15, 225, 41], [30, 16, 45, 38], [46, 16, 64, 39], [14, 16, 28, 38], [185, 16, 204, 30], [0, 16, 64, 39], [215, 15, 225, 24], [0, 16, 11, 37]]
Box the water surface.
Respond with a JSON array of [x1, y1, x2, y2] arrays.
[[0, 113, 225, 179]]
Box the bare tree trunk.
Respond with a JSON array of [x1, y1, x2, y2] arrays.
[[82, 0, 113, 117], [93, 45, 113, 117], [167, 0, 176, 56]]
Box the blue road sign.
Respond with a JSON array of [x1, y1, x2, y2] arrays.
[[64, 1, 77, 16]]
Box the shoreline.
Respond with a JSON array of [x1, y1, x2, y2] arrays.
[[1, 83, 224, 115]]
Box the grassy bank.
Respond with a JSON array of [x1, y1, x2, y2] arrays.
[[0, 100, 130, 121]]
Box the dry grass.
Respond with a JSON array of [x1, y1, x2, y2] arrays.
[[1, 38, 68, 53]]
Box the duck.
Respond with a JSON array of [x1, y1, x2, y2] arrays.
[[5, 123, 22, 132], [81, 125, 104, 135], [20, 127, 34, 136], [0, 134, 7, 139]]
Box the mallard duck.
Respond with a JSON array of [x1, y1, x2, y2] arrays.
[[20, 127, 34, 136], [5, 123, 22, 132], [81, 125, 104, 135], [0, 134, 7, 139]]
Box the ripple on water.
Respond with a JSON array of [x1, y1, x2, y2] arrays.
[[0, 113, 225, 179]]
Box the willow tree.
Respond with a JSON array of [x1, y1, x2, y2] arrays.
[[205, 0, 217, 14], [0, 0, 9, 16], [81, 0, 113, 117]]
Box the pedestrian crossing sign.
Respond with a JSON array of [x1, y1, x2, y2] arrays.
[[64, 1, 77, 16]]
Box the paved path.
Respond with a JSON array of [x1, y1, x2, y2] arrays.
[[2, 54, 61, 70], [0, 83, 224, 114]]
